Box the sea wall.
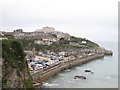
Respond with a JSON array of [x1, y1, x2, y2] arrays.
[[32, 53, 105, 87]]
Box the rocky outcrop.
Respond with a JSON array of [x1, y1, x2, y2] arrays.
[[2, 39, 33, 88]]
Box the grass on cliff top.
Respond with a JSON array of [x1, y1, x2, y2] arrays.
[[2, 39, 33, 88], [2, 39, 26, 70]]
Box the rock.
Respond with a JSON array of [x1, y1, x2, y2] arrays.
[[85, 69, 94, 74], [74, 75, 86, 79]]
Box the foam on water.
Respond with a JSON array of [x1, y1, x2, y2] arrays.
[[42, 82, 59, 87]]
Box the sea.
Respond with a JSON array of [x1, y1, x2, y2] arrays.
[[41, 42, 118, 88]]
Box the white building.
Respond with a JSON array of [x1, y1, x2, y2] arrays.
[[81, 41, 87, 44], [35, 40, 53, 45]]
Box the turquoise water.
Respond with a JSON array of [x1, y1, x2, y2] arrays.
[[41, 42, 118, 88]]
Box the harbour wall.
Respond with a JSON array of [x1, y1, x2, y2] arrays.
[[32, 53, 105, 87]]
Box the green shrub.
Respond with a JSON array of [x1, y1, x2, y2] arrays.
[[2, 39, 26, 70], [24, 78, 33, 89]]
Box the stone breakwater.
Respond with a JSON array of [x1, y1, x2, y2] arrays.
[[31, 49, 113, 87]]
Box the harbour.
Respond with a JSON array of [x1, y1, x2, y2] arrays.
[[40, 42, 118, 88]]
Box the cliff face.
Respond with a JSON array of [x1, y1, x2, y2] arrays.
[[2, 39, 33, 88]]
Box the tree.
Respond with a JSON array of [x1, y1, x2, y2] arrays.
[[52, 34, 57, 38], [60, 37, 64, 41]]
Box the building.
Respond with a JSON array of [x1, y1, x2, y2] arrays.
[[36, 26, 55, 33], [13, 29, 23, 33], [52, 31, 71, 40], [13, 29, 24, 39], [70, 42, 80, 46], [2, 27, 71, 41], [81, 41, 87, 44], [35, 39, 53, 45], [2, 32, 14, 38]]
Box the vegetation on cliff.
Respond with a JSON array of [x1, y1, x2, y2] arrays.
[[18, 36, 99, 52], [2, 39, 33, 88]]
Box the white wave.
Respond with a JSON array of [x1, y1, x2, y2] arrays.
[[42, 82, 58, 87], [106, 75, 112, 79], [65, 69, 70, 72], [67, 80, 74, 83], [106, 75, 118, 79]]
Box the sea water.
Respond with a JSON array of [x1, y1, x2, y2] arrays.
[[41, 42, 118, 88]]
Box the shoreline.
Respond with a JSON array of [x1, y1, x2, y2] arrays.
[[31, 49, 113, 88]]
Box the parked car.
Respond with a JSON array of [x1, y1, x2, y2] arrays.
[[37, 60, 43, 64], [58, 56, 64, 61], [43, 60, 49, 63], [45, 64, 50, 67], [51, 56, 57, 60], [35, 64, 44, 70]]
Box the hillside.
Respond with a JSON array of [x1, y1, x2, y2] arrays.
[[1, 34, 100, 88], [18, 36, 99, 52], [2, 39, 33, 88]]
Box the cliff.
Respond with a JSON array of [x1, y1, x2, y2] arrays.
[[2, 39, 33, 88]]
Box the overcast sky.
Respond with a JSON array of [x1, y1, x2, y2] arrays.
[[1, 0, 119, 42]]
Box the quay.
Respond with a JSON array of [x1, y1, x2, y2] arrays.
[[31, 50, 113, 87]]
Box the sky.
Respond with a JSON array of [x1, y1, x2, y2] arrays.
[[0, 0, 119, 42]]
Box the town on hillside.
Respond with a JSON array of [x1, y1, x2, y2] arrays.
[[1, 26, 109, 74], [1, 26, 70, 42]]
